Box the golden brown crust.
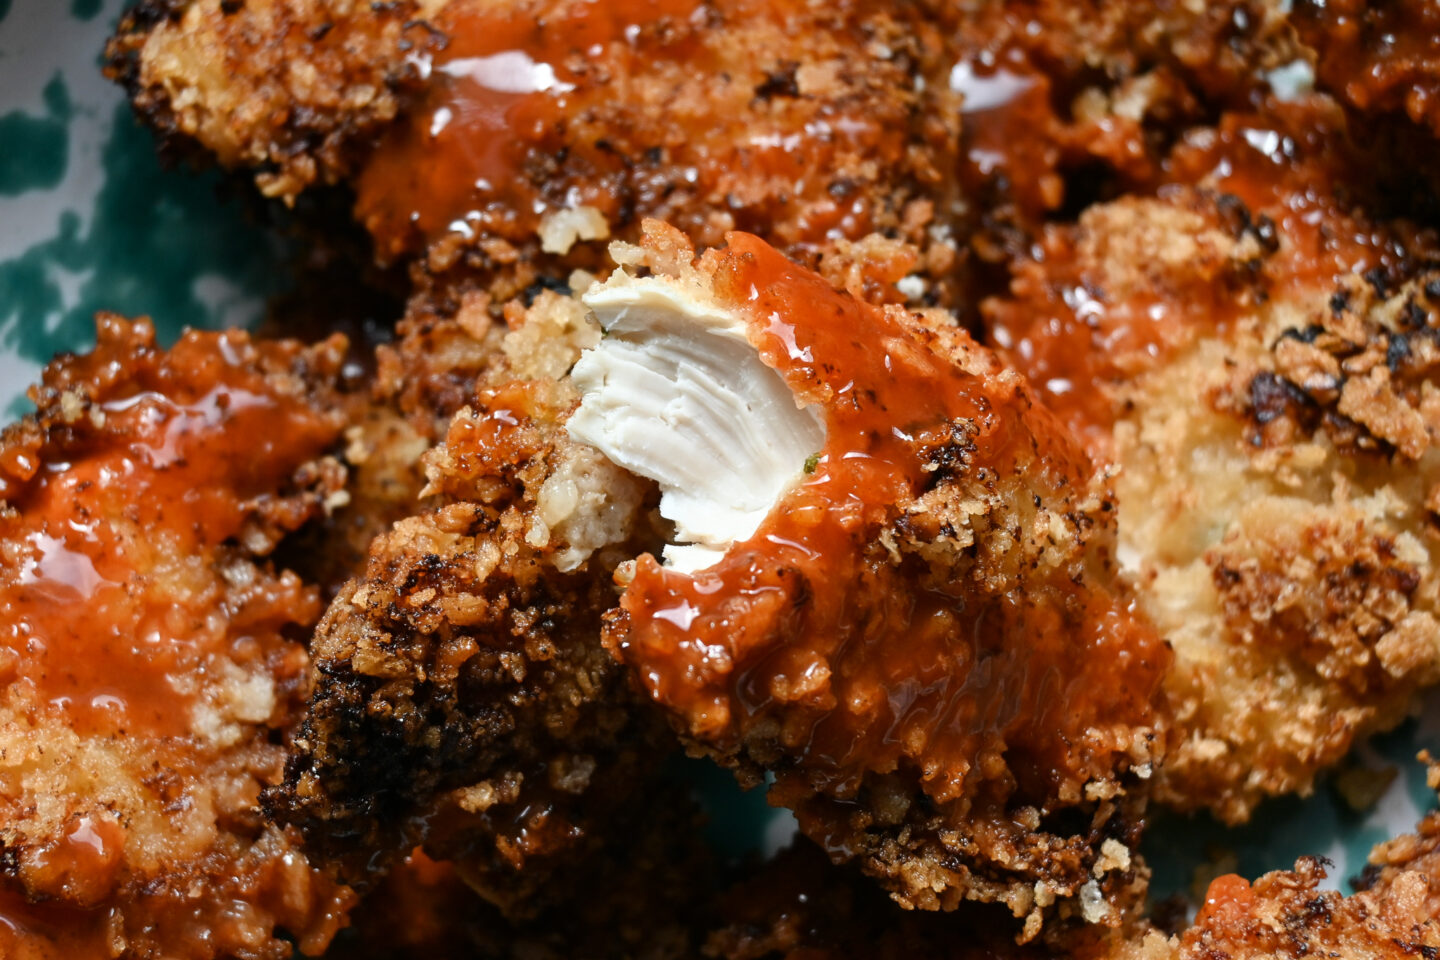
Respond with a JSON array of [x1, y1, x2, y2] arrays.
[[982, 94, 1440, 823], [110, 0, 965, 316], [577, 228, 1165, 939]]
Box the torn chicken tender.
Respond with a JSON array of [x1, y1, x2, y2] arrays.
[[270, 285, 679, 917], [986, 104, 1440, 823], [566, 223, 1168, 936], [568, 271, 826, 573], [0, 317, 355, 960]]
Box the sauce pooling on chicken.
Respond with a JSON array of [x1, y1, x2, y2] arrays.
[[611, 233, 1167, 808], [356, 0, 911, 265], [988, 102, 1431, 450], [0, 323, 341, 738]]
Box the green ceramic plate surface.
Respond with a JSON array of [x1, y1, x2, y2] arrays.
[[2, 0, 1436, 918]]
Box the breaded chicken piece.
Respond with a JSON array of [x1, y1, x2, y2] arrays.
[[924, 0, 1302, 279], [269, 278, 682, 915], [109, 0, 962, 311], [273, 224, 1167, 939], [1111, 858, 1440, 960], [1117, 760, 1440, 960], [106, 0, 442, 201], [0, 317, 355, 959], [711, 762, 1440, 960], [986, 101, 1440, 823]]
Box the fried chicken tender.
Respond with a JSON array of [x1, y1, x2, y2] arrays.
[[108, 0, 962, 310], [708, 760, 1440, 960], [273, 222, 1165, 938], [0, 317, 355, 959], [986, 100, 1440, 823], [106, 0, 440, 202]]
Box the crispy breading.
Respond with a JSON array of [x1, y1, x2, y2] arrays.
[[985, 103, 1440, 823], [0, 317, 355, 959], [703, 842, 1134, 960], [1114, 761, 1440, 960], [268, 286, 681, 914]]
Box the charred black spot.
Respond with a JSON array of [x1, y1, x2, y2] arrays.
[[1249, 370, 1312, 425], [1364, 265, 1390, 299], [1402, 298, 1429, 328], [522, 273, 571, 305], [1387, 333, 1412, 370], [308, 21, 334, 41], [219, 0, 243, 13], [754, 61, 801, 100], [1329, 290, 1350, 315], [1277, 324, 1324, 345], [1216, 192, 1253, 236], [1251, 213, 1280, 254], [1351, 862, 1382, 891]]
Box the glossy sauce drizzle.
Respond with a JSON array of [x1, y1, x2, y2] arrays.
[[988, 101, 1419, 449], [357, 0, 700, 261], [614, 234, 1166, 807], [0, 327, 340, 738]]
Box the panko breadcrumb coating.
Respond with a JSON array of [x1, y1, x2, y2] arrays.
[[707, 764, 1440, 960], [269, 277, 682, 916], [986, 101, 1440, 823], [106, 0, 442, 201], [0, 318, 354, 959], [1117, 761, 1440, 960]]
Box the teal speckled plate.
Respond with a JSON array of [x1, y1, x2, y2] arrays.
[[2, 0, 1436, 916]]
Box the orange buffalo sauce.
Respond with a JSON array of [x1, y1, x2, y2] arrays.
[[0, 321, 341, 738], [0, 884, 113, 959], [989, 101, 1423, 450], [357, 0, 701, 261], [1195, 873, 1255, 926], [1293, 0, 1440, 127], [356, 0, 902, 265], [613, 234, 1166, 807]]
